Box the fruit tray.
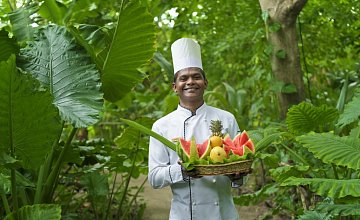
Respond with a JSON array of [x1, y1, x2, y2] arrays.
[[193, 159, 253, 176]]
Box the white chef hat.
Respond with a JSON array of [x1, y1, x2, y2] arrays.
[[171, 38, 203, 74]]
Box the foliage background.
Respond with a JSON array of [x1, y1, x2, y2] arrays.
[[0, 0, 359, 219]]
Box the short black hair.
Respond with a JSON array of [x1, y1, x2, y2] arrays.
[[173, 68, 206, 83]]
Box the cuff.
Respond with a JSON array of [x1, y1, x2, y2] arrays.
[[168, 164, 184, 183]]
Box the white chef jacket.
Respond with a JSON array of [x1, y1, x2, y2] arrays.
[[148, 103, 240, 220]]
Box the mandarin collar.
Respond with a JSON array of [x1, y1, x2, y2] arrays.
[[177, 102, 207, 116]]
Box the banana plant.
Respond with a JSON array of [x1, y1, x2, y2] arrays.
[[0, 0, 155, 219]]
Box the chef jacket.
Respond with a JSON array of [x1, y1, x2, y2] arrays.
[[148, 103, 240, 220]]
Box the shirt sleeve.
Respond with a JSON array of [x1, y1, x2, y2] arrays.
[[148, 124, 185, 189]]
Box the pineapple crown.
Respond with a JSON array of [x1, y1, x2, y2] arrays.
[[210, 120, 223, 137]]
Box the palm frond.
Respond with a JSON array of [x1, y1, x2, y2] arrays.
[[18, 25, 103, 128], [297, 133, 360, 170]]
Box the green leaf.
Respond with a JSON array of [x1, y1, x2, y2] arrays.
[[0, 172, 11, 194], [316, 203, 360, 216], [18, 25, 103, 128], [296, 210, 330, 220], [286, 102, 339, 134], [102, 1, 156, 102], [120, 118, 177, 152], [270, 165, 310, 183], [269, 22, 281, 32], [8, 4, 37, 42], [0, 55, 62, 169], [38, 0, 66, 24], [114, 117, 153, 150], [282, 83, 297, 94], [153, 51, 173, 79], [254, 132, 283, 152], [4, 204, 61, 220], [281, 177, 360, 198], [0, 30, 19, 62], [80, 171, 109, 198], [275, 49, 286, 59], [297, 133, 360, 170], [336, 88, 360, 128], [233, 184, 278, 206]]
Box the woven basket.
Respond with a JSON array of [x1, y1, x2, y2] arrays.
[[193, 159, 253, 176]]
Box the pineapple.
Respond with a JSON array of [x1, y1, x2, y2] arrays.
[[209, 120, 223, 148]]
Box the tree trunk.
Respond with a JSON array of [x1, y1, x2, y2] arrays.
[[259, 0, 307, 119]]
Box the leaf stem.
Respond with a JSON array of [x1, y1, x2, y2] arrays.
[[42, 126, 77, 202], [280, 143, 308, 165], [0, 188, 11, 216]]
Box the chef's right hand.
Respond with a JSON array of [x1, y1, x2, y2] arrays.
[[178, 160, 202, 179]]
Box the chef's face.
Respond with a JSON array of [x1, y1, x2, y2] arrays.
[[172, 67, 207, 103]]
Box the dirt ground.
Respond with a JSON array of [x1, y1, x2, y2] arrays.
[[131, 175, 274, 220]]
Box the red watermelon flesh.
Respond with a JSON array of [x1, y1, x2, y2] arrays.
[[179, 138, 191, 157], [223, 131, 255, 156], [243, 139, 255, 153], [197, 139, 211, 159]]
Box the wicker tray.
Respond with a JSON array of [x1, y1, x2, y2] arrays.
[[193, 159, 253, 176]]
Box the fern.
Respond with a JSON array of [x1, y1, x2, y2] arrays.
[[337, 88, 360, 128], [297, 133, 360, 170], [281, 177, 360, 198], [286, 102, 338, 134]]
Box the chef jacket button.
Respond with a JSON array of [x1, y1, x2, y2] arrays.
[[213, 178, 216, 183], [214, 202, 219, 206], [193, 202, 196, 206]]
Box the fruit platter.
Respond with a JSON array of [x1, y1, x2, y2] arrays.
[[174, 120, 254, 176]]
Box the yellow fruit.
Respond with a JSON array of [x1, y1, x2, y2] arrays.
[[210, 146, 227, 163], [209, 136, 223, 148]]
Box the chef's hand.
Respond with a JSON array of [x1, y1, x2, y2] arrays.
[[226, 168, 252, 181], [178, 160, 202, 179]]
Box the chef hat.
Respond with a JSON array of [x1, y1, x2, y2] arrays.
[[171, 38, 203, 74]]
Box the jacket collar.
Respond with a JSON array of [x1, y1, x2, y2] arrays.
[[177, 102, 207, 116]]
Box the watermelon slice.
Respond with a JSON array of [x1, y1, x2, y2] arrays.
[[197, 139, 211, 159], [222, 131, 255, 156]]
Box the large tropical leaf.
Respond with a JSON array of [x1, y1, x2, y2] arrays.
[[296, 211, 330, 220], [270, 165, 310, 183], [8, 4, 37, 42], [102, 1, 155, 102], [281, 177, 360, 198], [297, 133, 360, 170], [316, 203, 360, 216], [0, 55, 62, 169], [18, 25, 103, 128], [0, 30, 19, 62], [4, 204, 61, 220], [286, 102, 338, 134], [336, 88, 360, 128]]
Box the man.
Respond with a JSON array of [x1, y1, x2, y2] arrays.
[[148, 38, 241, 220]]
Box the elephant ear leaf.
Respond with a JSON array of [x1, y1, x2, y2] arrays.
[[102, 1, 155, 102], [4, 204, 61, 220], [18, 25, 103, 128], [0, 55, 62, 170], [297, 133, 360, 170], [0, 30, 19, 62]]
